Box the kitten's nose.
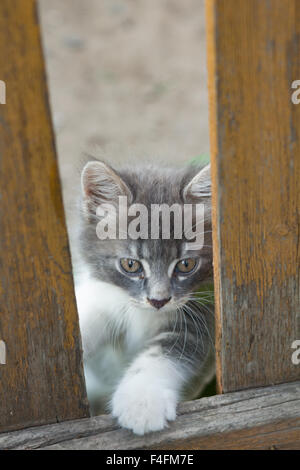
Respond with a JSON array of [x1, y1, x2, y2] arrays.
[[147, 297, 171, 309]]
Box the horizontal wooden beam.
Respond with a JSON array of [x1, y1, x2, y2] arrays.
[[1, 381, 299, 450]]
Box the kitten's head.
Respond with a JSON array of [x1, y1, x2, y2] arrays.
[[79, 161, 212, 313]]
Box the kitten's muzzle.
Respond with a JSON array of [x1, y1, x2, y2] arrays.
[[147, 297, 171, 309]]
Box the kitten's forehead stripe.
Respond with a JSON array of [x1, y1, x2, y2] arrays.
[[135, 241, 142, 260], [141, 259, 151, 278], [129, 244, 138, 259], [168, 259, 179, 278]]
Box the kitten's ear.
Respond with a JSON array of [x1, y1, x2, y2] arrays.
[[183, 164, 211, 202], [81, 161, 132, 216]]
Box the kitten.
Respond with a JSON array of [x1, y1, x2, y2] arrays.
[[74, 160, 215, 435]]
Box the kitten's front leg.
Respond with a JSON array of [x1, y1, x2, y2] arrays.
[[111, 344, 184, 435]]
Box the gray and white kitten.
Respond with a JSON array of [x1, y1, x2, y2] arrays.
[[74, 160, 214, 435]]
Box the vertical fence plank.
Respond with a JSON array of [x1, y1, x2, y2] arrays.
[[206, 0, 300, 393], [0, 0, 89, 432]]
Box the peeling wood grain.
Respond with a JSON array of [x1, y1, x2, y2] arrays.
[[0, 382, 299, 450], [206, 0, 300, 392], [0, 0, 89, 431]]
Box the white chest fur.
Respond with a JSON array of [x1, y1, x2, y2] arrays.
[[74, 272, 165, 409]]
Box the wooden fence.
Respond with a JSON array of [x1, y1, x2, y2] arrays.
[[0, 0, 299, 449]]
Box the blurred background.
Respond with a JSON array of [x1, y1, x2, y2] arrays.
[[38, 0, 209, 230], [38, 0, 214, 398]]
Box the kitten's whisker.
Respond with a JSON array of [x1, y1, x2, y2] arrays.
[[188, 293, 214, 298], [188, 298, 215, 318], [189, 289, 214, 295], [187, 293, 214, 300], [166, 306, 182, 357], [182, 225, 213, 240], [181, 217, 211, 236], [183, 304, 202, 356], [187, 300, 215, 351], [187, 297, 214, 307], [198, 315, 215, 351], [179, 308, 188, 362]]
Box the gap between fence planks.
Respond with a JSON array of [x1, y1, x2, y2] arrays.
[[0, 381, 299, 450], [0, 0, 89, 432], [206, 0, 300, 393]]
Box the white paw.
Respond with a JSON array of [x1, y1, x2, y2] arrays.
[[111, 374, 178, 435]]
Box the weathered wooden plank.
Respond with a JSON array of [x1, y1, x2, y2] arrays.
[[0, 382, 299, 450], [206, 0, 300, 393], [0, 0, 89, 431]]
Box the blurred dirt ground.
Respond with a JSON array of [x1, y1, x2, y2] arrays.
[[38, 0, 209, 230]]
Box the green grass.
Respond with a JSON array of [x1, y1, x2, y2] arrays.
[[194, 282, 214, 305], [188, 153, 210, 166]]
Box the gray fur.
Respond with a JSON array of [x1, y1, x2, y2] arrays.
[[78, 160, 214, 408]]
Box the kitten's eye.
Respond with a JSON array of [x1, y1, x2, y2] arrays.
[[175, 258, 197, 274], [120, 258, 143, 274]]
